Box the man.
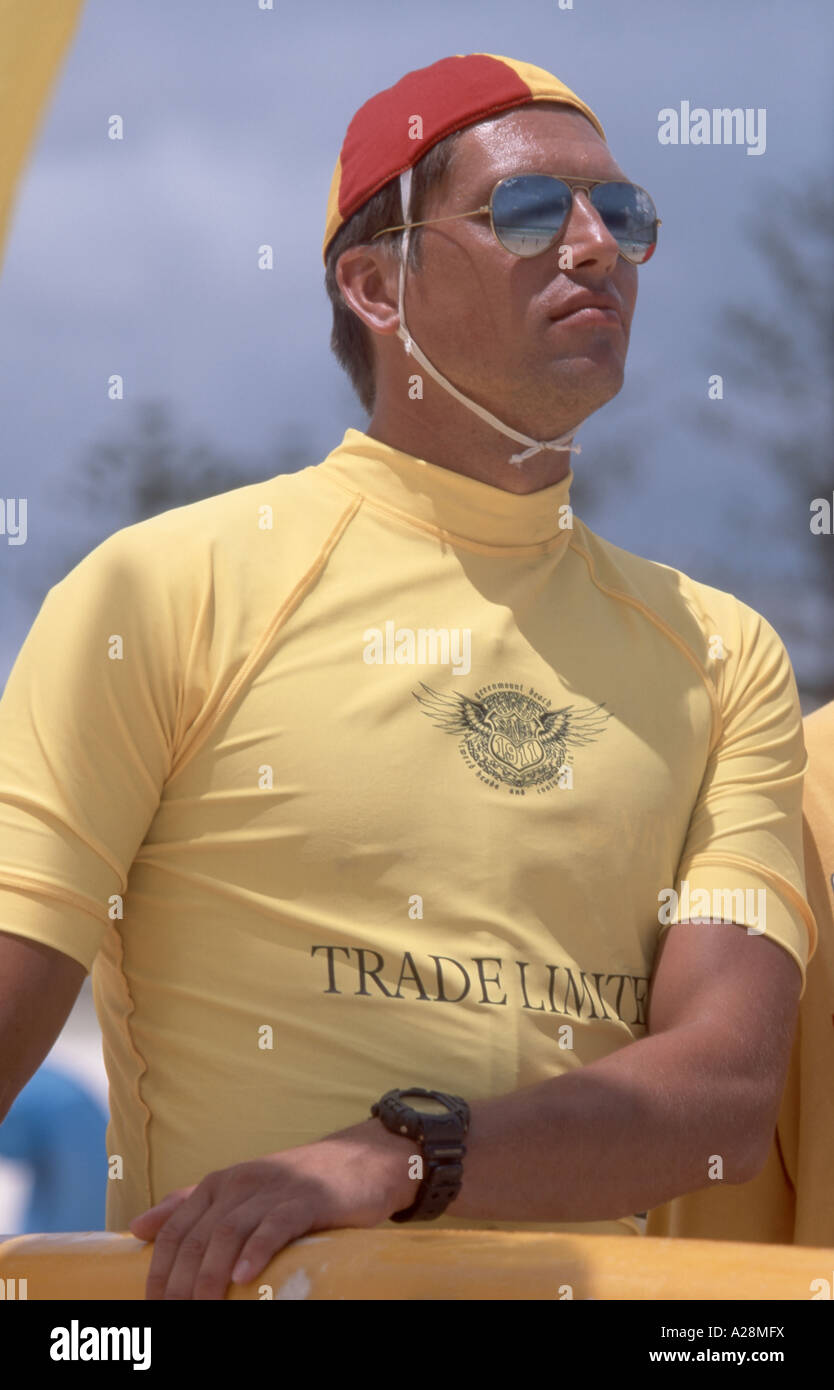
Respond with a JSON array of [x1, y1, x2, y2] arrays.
[[0, 53, 815, 1300]]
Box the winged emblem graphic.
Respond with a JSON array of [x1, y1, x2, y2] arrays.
[[413, 682, 609, 790]]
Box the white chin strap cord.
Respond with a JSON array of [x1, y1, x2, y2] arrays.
[[395, 168, 581, 468]]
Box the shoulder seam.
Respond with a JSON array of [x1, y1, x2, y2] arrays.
[[167, 492, 362, 780], [568, 533, 723, 753]]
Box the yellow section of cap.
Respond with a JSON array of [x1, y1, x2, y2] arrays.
[[323, 150, 343, 267], [322, 54, 606, 264], [476, 53, 606, 141]]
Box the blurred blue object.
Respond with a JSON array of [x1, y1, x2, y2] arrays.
[[0, 1064, 108, 1232]]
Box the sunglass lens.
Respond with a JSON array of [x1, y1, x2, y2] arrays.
[[591, 182, 658, 264], [491, 176, 572, 257]]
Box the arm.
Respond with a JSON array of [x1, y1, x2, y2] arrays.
[[447, 918, 801, 1222], [0, 930, 87, 1124], [0, 528, 188, 1123]]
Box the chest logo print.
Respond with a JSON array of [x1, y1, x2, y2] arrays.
[[413, 682, 609, 792]]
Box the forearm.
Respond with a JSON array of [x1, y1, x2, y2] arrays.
[[350, 1024, 772, 1226], [446, 1024, 770, 1223]]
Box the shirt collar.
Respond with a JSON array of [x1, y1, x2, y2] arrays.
[[317, 428, 575, 553]]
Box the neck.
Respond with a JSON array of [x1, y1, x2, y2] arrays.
[[367, 396, 582, 495]]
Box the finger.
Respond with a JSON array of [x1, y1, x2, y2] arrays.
[[174, 1196, 275, 1302], [144, 1184, 215, 1300], [130, 1186, 196, 1239], [228, 1200, 311, 1290]]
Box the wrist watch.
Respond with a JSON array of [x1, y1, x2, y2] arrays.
[[370, 1087, 470, 1222]]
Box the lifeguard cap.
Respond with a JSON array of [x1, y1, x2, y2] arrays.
[[322, 52, 605, 263]]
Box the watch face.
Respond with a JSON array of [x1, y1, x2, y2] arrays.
[[402, 1092, 450, 1115]]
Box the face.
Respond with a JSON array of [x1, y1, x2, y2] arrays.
[[399, 104, 640, 438]]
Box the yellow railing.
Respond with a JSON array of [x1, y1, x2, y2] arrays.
[[1, 1228, 832, 1299]]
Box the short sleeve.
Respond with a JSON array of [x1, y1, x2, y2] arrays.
[[662, 600, 817, 994], [0, 528, 182, 971]]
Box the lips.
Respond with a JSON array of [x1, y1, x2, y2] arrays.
[[553, 305, 622, 325], [548, 295, 622, 323]]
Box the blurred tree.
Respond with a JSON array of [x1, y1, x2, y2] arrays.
[[692, 182, 834, 703], [47, 392, 645, 582], [34, 398, 317, 594], [569, 435, 640, 520], [74, 398, 314, 521]]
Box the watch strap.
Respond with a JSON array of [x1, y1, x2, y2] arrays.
[[371, 1088, 470, 1222]]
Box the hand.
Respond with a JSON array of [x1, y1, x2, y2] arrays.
[[128, 1119, 415, 1300]]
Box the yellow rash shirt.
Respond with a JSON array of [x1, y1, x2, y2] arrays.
[[0, 428, 816, 1236]]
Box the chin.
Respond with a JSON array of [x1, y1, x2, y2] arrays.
[[574, 354, 626, 400], [531, 365, 625, 429], [490, 355, 627, 434]]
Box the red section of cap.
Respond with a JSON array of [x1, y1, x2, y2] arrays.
[[337, 54, 531, 222]]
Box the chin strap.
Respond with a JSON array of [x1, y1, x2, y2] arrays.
[[394, 168, 581, 469]]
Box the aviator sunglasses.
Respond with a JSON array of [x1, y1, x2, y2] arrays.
[[372, 172, 661, 266]]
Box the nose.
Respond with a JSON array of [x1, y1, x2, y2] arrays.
[[560, 188, 620, 275]]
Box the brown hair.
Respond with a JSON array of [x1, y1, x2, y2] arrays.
[[324, 131, 463, 415]]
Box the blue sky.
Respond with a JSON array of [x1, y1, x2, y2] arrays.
[[1, 0, 831, 692]]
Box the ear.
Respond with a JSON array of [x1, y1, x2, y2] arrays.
[[336, 244, 402, 336]]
